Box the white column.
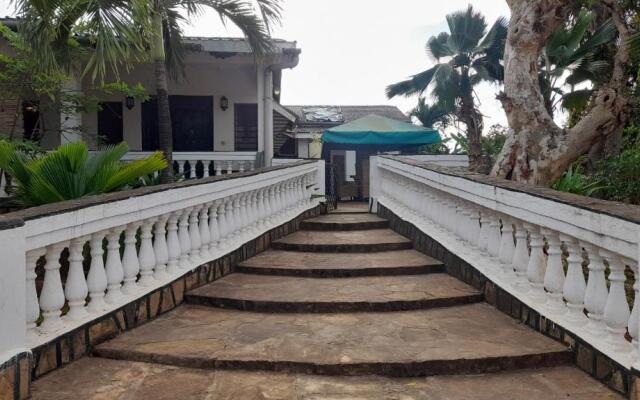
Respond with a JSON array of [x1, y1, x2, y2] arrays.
[[561, 235, 587, 325], [199, 204, 212, 260], [257, 64, 265, 154], [60, 75, 83, 143], [25, 250, 44, 332], [105, 229, 125, 304], [582, 242, 608, 331], [189, 206, 203, 263], [122, 223, 141, 295], [264, 68, 274, 166], [512, 221, 530, 286], [153, 216, 170, 279], [542, 229, 565, 312], [166, 213, 181, 275], [138, 220, 157, 286], [178, 209, 192, 268], [0, 223, 27, 360], [487, 214, 502, 258], [65, 237, 89, 320], [87, 232, 108, 313], [525, 224, 547, 298], [217, 200, 229, 251], [39, 243, 67, 332], [601, 250, 630, 347], [209, 201, 221, 253]]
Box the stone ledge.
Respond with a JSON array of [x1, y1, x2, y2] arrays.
[[378, 204, 632, 397], [0, 352, 30, 400]]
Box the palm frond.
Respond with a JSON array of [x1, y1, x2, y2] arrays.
[[561, 89, 593, 112], [475, 16, 507, 60], [386, 65, 440, 98], [445, 5, 487, 54], [426, 32, 453, 61]]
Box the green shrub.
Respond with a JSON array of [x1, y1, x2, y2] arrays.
[[552, 163, 605, 196], [0, 141, 167, 206], [592, 145, 640, 204]]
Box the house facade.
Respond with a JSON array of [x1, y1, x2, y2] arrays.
[[0, 19, 300, 167]]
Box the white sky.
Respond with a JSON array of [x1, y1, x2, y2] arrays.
[[0, 0, 511, 131]]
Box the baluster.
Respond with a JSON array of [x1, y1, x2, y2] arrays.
[[209, 201, 220, 254], [600, 250, 630, 347], [39, 243, 67, 332], [498, 217, 515, 277], [239, 161, 245, 173], [581, 242, 608, 332], [178, 160, 186, 177], [542, 229, 565, 312], [249, 161, 255, 171], [217, 200, 229, 250], [202, 161, 210, 178], [105, 229, 125, 303], [166, 213, 181, 275], [467, 208, 480, 247], [215, 162, 222, 176], [26, 249, 44, 331], [624, 258, 639, 352], [487, 214, 502, 258], [122, 223, 141, 294], [153, 216, 170, 279], [87, 232, 108, 313], [189, 206, 202, 263], [477, 211, 490, 251], [512, 221, 530, 286], [226, 161, 233, 174], [256, 190, 266, 229], [525, 224, 546, 298], [178, 209, 191, 268], [138, 219, 157, 286], [239, 194, 250, 237], [199, 204, 212, 260], [65, 237, 89, 320], [561, 235, 587, 325]]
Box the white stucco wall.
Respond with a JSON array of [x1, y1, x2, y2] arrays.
[[0, 225, 26, 365], [82, 63, 259, 151]]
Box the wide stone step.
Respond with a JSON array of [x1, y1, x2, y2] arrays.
[[185, 273, 482, 313], [271, 229, 413, 253], [329, 202, 369, 214], [94, 303, 572, 377], [236, 249, 444, 277], [301, 213, 389, 231], [31, 359, 622, 400]]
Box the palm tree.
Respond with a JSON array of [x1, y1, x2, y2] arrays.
[[386, 6, 507, 171], [410, 98, 450, 128], [539, 11, 616, 116], [14, 0, 282, 182]]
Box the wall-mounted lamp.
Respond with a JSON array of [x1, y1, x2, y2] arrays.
[[220, 96, 229, 111], [125, 96, 135, 110]]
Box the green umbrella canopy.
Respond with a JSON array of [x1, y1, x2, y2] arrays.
[[322, 114, 441, 145]]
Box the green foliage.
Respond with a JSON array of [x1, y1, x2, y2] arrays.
[[0, 141, 167, 206], [541, 11, 616, 116], [590, 127, 640, 204], [552, 162, 605, 196]]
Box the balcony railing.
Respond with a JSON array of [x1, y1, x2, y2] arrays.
[[0, 160, 324, 351], [370, 155, 640, 369]]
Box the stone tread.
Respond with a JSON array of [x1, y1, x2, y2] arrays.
[[301, 213, 388, 230], [185, 273, 482, 312], [271, 229, 412, 252], [329, 202, 370, 214], [94, 303, 571, 377], [31, 358, 623, 399], [235, 249, 445, 277]]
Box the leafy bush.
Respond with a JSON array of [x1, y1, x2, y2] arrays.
[[591, 145, 640, 204], [0, 141, 167, 206], [552, 163, 604, 196]]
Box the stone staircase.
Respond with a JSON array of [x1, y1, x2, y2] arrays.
[[31, 205, 622, 399]]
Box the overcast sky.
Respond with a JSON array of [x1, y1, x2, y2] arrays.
[[0, 0, 511, 131]]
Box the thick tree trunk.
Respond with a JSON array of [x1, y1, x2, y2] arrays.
[[491, 0, 630, 186], [152, 13, 173, 183]]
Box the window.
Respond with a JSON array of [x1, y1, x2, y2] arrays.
[[234, 103, 258, 151], [97, 102, 123, 145]]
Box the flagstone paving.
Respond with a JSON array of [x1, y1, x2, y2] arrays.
[[31, 206, 623, 399]]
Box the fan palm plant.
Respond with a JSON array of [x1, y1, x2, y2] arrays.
[[0, 141, 167, 206], [386, 6, 507, 171], [540, 11, 616, 116], [410, 97, 451, 128], [14, 0, 282, 182]]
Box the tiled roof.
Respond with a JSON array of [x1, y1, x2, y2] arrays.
[[285, 105, 410, 129]]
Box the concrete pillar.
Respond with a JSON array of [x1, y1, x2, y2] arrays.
[[0, 219, 27, 365], [60, 76, 83, 144], [263, 68, 274, 167], [256, 65, 265, 154]]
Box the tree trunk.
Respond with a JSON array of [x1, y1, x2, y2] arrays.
[[491, 0, 630, 186], [151, 13, 173, 183], [460, 90, 483, 172]]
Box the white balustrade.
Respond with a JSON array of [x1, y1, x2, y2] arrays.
[[0, 159, 323, 349], [370, 155, 639, 370]]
